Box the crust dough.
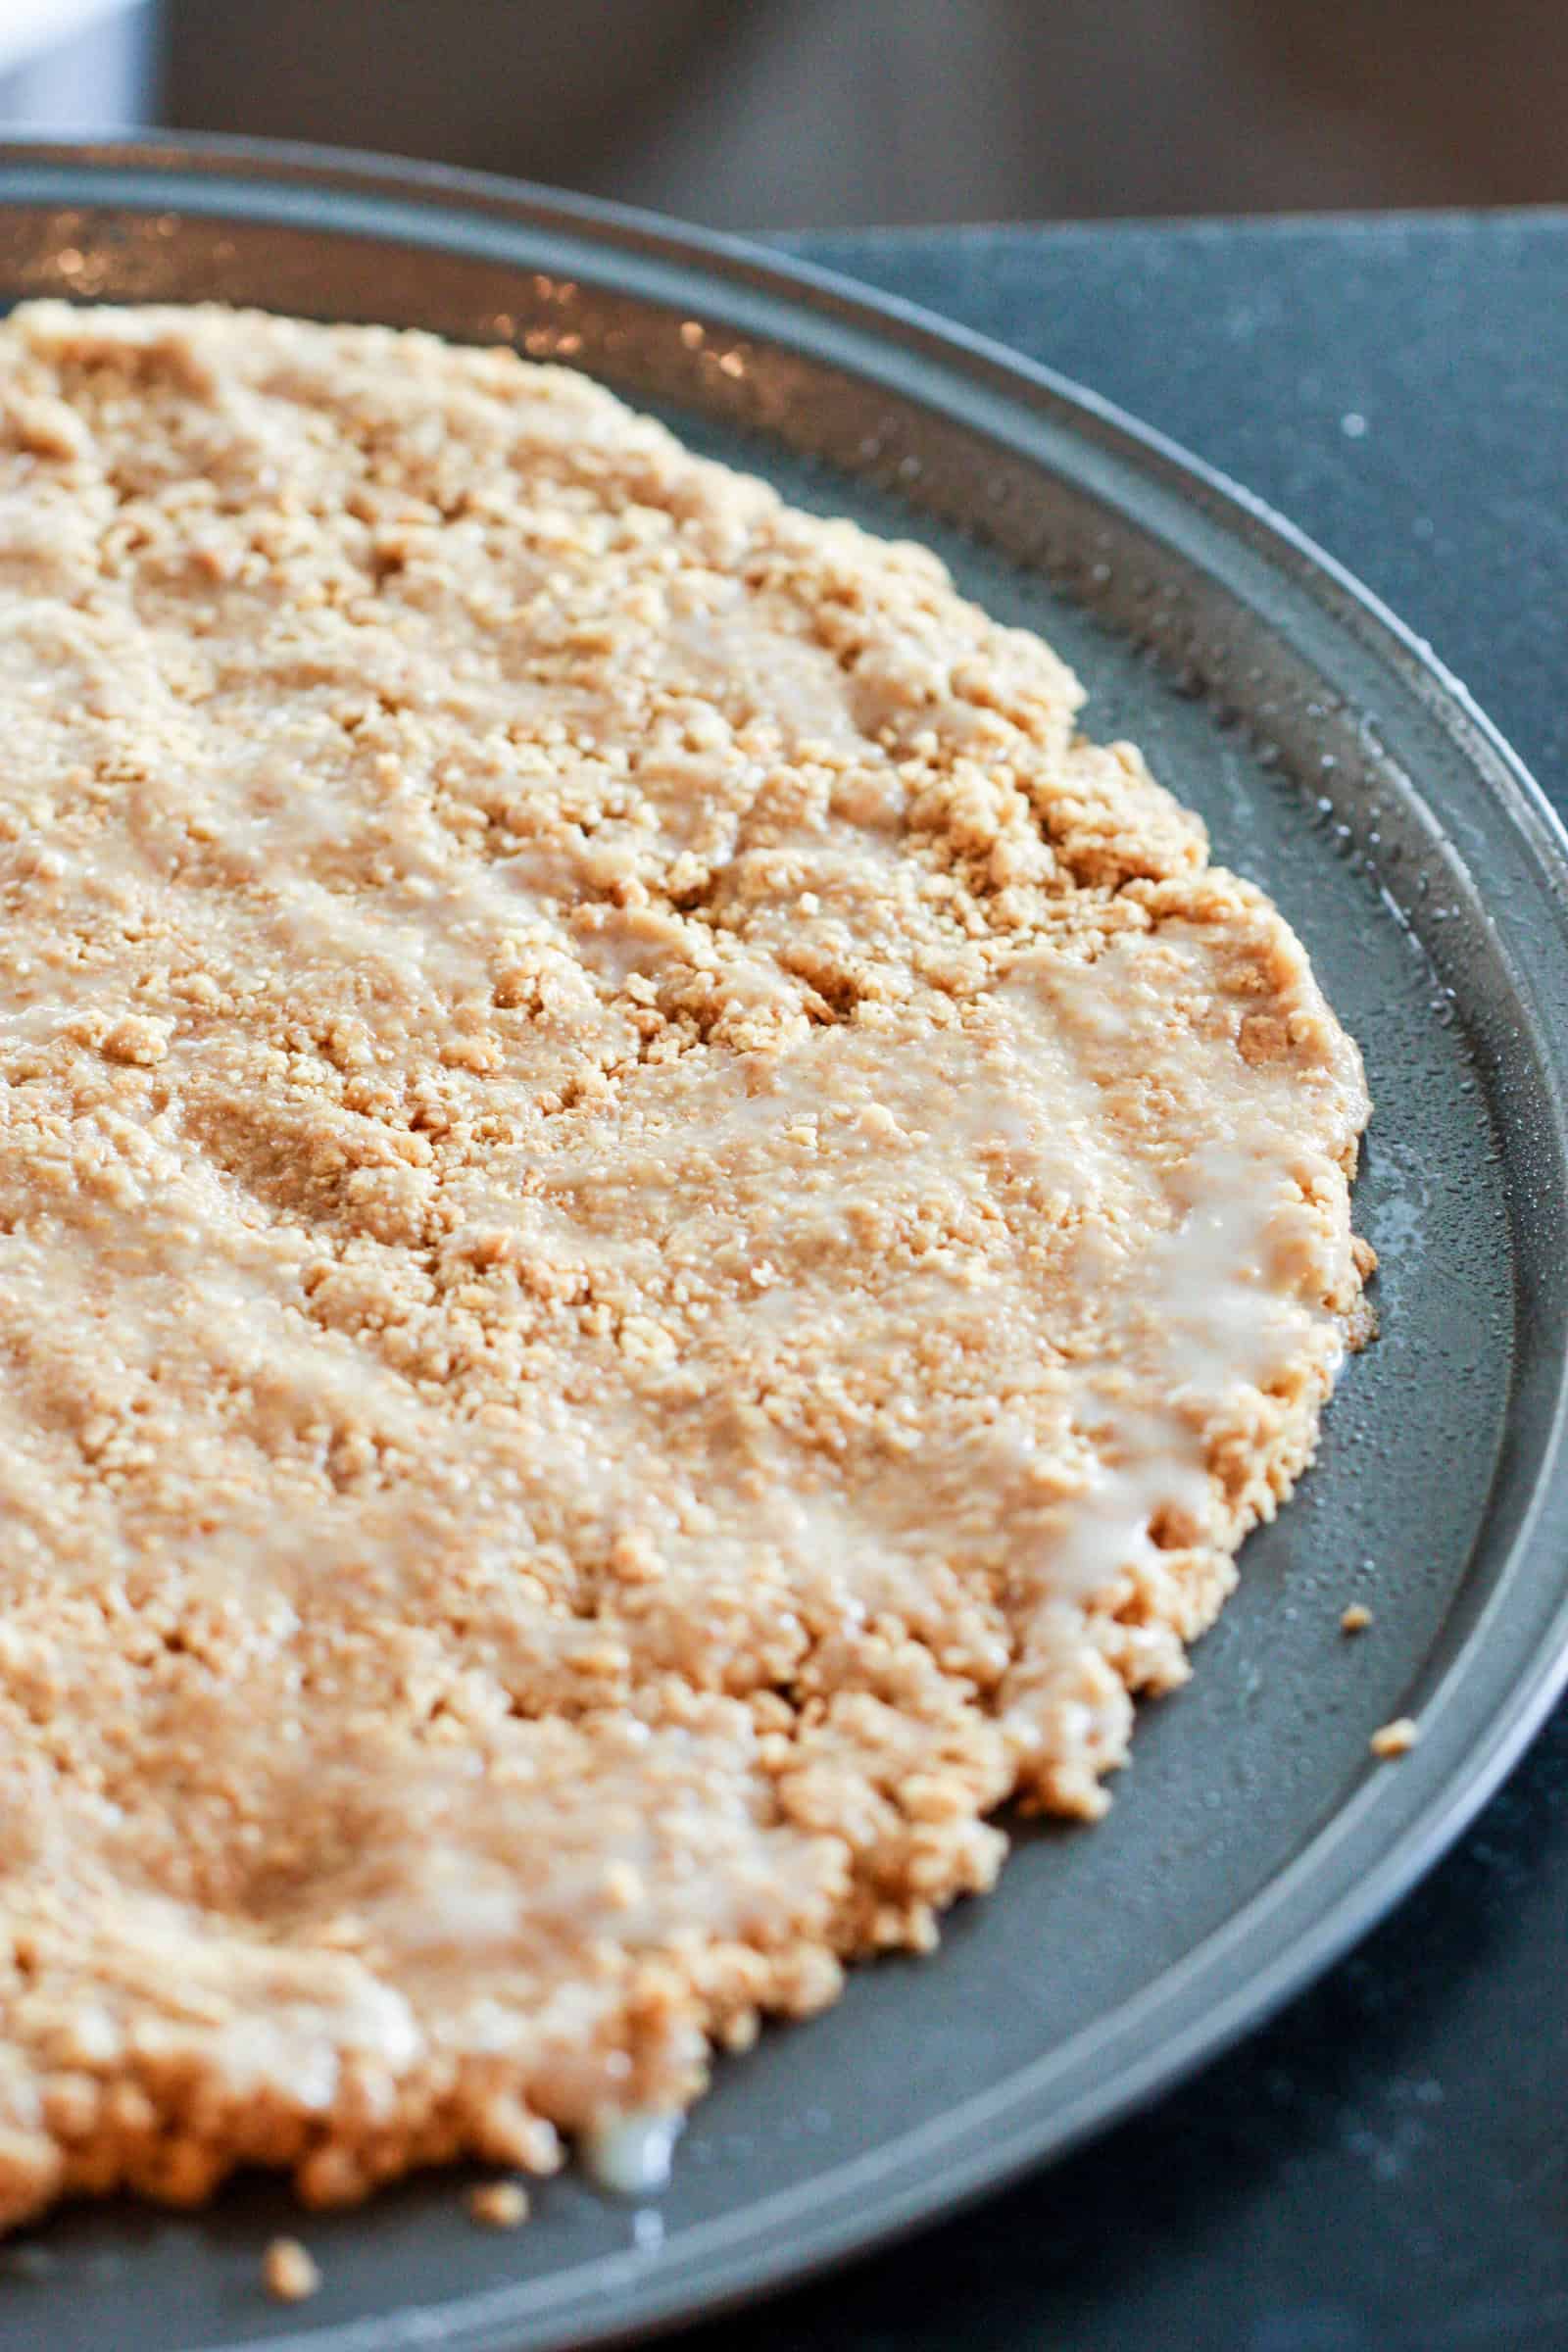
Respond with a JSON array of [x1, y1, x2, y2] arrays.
[[0, 304, 1369, 2227]]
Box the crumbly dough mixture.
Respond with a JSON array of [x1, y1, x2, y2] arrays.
[[0, 302, 1371, 2227]]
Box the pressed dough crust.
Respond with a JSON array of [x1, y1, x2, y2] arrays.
[[0, 303, 1371, 2227]]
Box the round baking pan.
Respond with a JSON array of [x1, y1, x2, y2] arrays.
[[0, 137, 1564, 2352]]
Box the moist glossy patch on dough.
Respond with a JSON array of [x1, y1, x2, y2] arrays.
[[0, 302, 1371, 2228]]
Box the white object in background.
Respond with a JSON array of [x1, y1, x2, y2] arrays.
[[0, 0, 158, 127]]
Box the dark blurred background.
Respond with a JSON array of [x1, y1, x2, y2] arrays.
[[2, 0, 1565, 224]]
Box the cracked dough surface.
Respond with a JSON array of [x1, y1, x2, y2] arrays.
[[0, 303, 1370, 2226]]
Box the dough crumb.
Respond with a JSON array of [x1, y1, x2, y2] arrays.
[[1370, 1717, 1419, 1758], [467, 2180, 531, 2230], [1341, 1603, 1374, 1635], [262, 2236, 322, 2303]]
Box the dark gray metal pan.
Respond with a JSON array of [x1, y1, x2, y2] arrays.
[[0, 137, 1564, 2352]]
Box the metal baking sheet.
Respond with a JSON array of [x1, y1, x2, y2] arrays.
[[0, 137, 1565, 2352]]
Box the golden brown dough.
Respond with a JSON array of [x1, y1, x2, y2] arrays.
[[0, 304, 1369, 2228]]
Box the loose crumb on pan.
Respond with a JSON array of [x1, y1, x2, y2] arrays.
[[467, 2180, 530, 2229], [1370, 1717, 1420, 1758], [0, 300, 1373, 2233], [1341, 1603, 1374, 1635], [262, 2237, 322, 2303]]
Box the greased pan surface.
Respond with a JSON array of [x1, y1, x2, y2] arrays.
[[0, 138, 1563, 2352]]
